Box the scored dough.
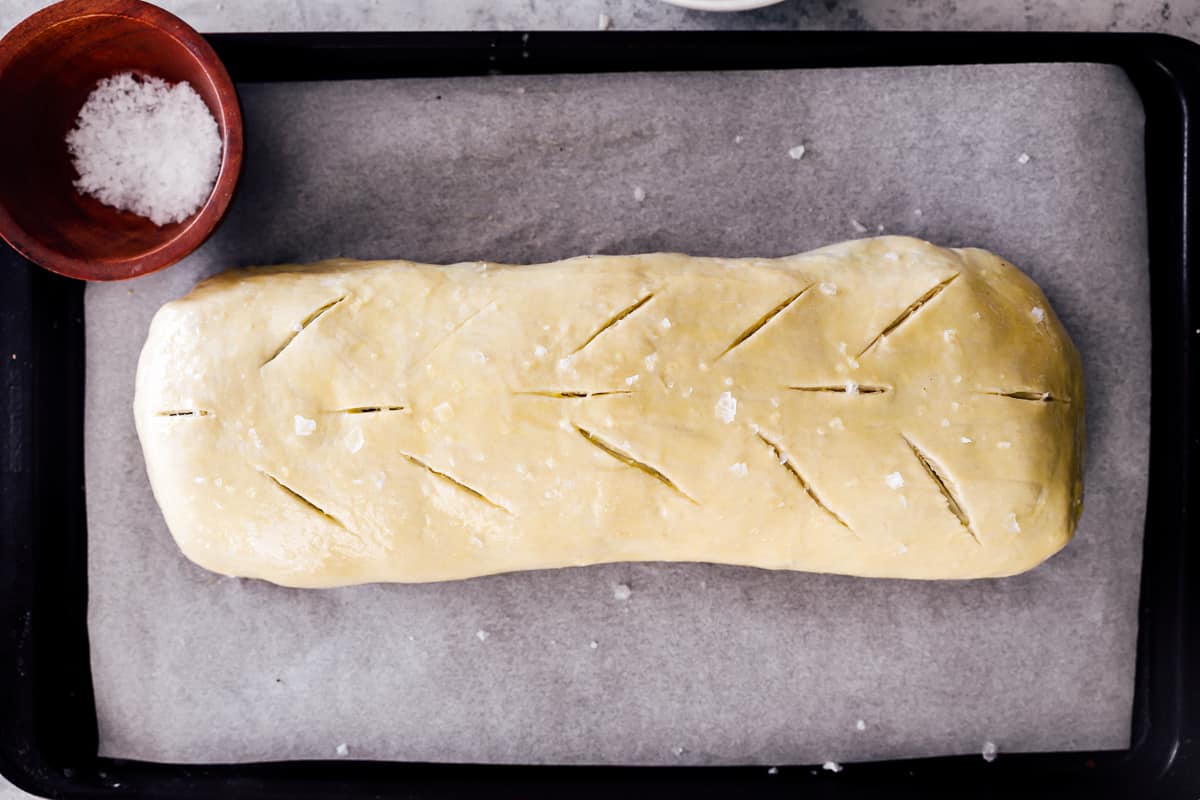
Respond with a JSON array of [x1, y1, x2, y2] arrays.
[[134, 236, 1084, 587]]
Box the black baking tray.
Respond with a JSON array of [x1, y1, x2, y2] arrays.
[[0, 30, 1196, 800]]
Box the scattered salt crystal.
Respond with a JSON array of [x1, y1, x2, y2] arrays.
[[829, 417, 844, 431], [885, 472, 905, 490], [633, 185, 646, 202], [293, 415, 316, 436], [613, 583, 632, 601], [1017, 152, 1030, 164], [660, 317, 672, 330], [1006, 513, 1021, 533], [914, 208, 923, 217], [335, 743, 349, 757], [884, 251, 899, 261], [373, 471, 386, 489], [1031, 306, 1045, 322], [588, 640, 599, 649], [897, 543, 908, 554], [943, 328, 956, 342], [597, 13, 611, 30], [767, 767, 778, 775], [729, 462, 748, 477], [850, 218, 868, 234], [193, 476, 206, 485], [557, 357, 573, 371], [534, 345, 547, 357], [997, 441, 1012, 449], [248, 428, 263, 449], [715, 391, 737, 424], [469, 535, 484, 548], [723, 376, 734, 386], [837, 341, 847, 354], [855, 719, 866, 731], [769, 397, 780, 408], [344, 427, 364, 454], [940, 418, 950, 427], [476, 629, 490, 642], [788, 144, 806, 160], [66, 72, 222, 226], [899, 495, 908, 508], [982, 741, 998, 762], [961, 436, 973, 444], [822, 761, 843, 773], [434, 402, 453, 422], [819, 282, 838, 295], [734, 135, 744, 144], [876, 224, 885, 233], [625, 374, 639, 386], [673, 746, 686, 757], [845, 380, 859, 395], [643, 353, 658, 371]]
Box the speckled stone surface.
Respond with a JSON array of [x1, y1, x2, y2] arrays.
[[1, 0, 1198, 37], [0, 0, 1190, 797]]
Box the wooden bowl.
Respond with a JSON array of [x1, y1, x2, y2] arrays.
[[0, 0, 242, 281]]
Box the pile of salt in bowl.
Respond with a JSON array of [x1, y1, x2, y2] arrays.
[[66, 72, 222, 226]]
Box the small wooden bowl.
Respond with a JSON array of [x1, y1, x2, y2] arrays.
[[0, 0, 242, 281]]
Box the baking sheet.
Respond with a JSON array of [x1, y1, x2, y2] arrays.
[[85, 63, 1150, 765]]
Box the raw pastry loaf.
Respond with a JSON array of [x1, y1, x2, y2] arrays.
[[134, 237, 1084, 587]]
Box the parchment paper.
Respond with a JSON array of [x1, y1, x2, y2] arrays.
[[85, 64, 1150, 765]]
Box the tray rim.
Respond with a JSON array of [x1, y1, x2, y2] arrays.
[[0, 29, 1196, 800]]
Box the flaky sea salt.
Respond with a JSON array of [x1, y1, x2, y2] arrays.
[[982, 741, 998, 762], [788, 144, 806, 160], [633, 185, 646, 202], [715, 391, 737, 424], [1031, 306, 1045, 322], [885, 472, 905, 490], [729, 462, 748, 477], [612, 583, 632, 601], [66, 72, 221, 226], [822, 761, 843, 773], [293, 415, 316, 436], [344, 427, 364, 454], [335, 743, 349, 757]]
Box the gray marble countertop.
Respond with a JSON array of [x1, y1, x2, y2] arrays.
[[1, 0, 1199, 38], [0, 0, 1190, 797]]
